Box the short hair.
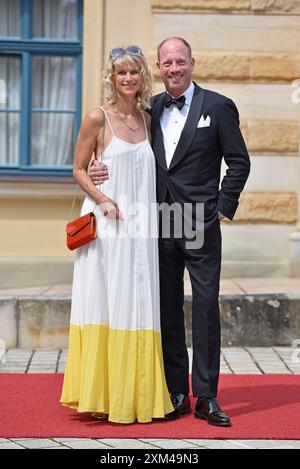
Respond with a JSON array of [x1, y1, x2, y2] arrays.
[[157, 37, 192, 62], [103, 49, 153, 110]]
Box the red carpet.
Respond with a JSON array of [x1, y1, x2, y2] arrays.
[[1, 374, 300, 439]]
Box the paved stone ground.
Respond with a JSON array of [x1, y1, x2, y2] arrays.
[[1, 346, 300, 449], [1, 346, 300, 375]]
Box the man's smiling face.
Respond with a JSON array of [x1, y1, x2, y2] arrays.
[[157, 38, 195, 97]]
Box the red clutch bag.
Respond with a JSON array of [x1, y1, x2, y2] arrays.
[[66, 212, 97, 251]]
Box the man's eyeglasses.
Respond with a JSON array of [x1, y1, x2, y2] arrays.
[[109, 45, 143, 59]]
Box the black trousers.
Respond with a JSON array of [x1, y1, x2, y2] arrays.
[[158, 198, 222, 398]]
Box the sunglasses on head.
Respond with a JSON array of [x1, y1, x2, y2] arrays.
[[109, 45, 143, 59]]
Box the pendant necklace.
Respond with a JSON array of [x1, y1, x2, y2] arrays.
[[113, 106, 140, 133]]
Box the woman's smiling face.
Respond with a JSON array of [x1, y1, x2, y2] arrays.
[[114, 62, 142, 98]]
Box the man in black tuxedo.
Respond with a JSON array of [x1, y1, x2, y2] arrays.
[[90, 37, 250, 427]]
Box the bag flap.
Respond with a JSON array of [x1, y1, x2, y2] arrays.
[[66, 213, 94, 236]]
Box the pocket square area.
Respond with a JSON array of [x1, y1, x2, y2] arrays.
[[197, 115, 211, 128]]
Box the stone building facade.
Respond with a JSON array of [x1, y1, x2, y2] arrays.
[[0, 0, 299, 287]]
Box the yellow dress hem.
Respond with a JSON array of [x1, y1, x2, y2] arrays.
[[60, 324, 174, 424]]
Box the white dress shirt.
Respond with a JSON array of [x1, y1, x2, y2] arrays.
[[160, 81, 195, 169]]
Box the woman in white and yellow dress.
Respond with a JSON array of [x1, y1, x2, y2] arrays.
[[60, 46, 173, 423]]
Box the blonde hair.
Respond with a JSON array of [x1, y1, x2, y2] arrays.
[[103, 50, 153, 110]]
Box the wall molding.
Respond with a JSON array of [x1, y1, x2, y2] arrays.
[[151, 52, 300, 82], [150, 0, 300, 14], [232, 191, 298, 223]]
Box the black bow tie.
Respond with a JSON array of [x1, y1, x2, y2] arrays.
[[163, 94, 186, 110]]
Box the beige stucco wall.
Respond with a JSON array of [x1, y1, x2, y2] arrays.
[[0, 0, 299, 287], [82, 0, 154, 113]]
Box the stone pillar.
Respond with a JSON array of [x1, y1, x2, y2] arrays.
[[82, 0, 105, 115]]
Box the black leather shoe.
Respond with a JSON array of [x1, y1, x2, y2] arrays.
[[194, 398, 231, 427], [164, 393, 191, 421]]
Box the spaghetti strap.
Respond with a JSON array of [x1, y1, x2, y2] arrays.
[[96, 106, 115, 136], [141, 111, 148, 140]]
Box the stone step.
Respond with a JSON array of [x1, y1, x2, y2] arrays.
[[0, 278, 300, 348]]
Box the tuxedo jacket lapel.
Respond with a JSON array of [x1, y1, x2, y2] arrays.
[[151, 93, 168, 172], [169, 84, 204, 171]]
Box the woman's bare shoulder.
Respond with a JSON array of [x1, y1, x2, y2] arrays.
[[84, 107, 106, 128], [78, 107, 105, 139]]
